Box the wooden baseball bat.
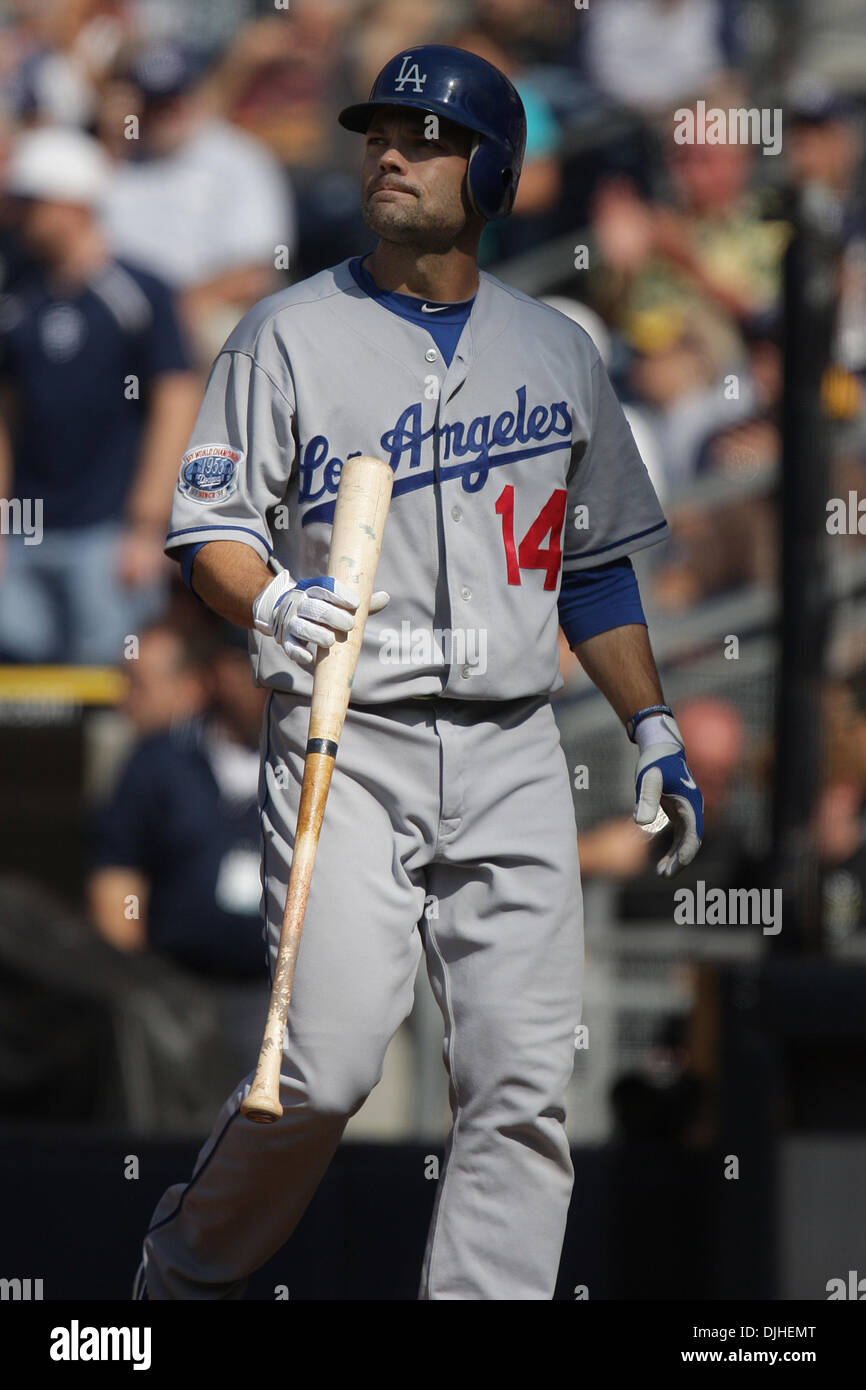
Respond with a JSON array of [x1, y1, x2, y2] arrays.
[[241, 454, 394, 1123]]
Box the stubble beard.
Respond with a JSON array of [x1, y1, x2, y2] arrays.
[[362, 186, 471, 254]]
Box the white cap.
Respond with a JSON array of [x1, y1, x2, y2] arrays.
[[5, 127, 111, 206]]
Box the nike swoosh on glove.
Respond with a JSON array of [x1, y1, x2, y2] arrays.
[[252, 571, 389, 668], [633, 713, 704, 877]]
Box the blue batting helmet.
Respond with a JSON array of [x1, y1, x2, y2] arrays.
[[338, 45, 527, 221]]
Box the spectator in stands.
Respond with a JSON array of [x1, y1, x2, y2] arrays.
[[589, 91, 790, 606], [614, 311, 776, 606], [0, 0, 130, 131], [474, 0, 565, 68], [583, 0, 736, 116], [0, 125, 198, 665], [786, 85, 866, 545], [89, 621, 268, 1092], [209, 1, 369, 277], [591, 91, 788, 369], [625, 309, 741, 493], [345, 0, 443, 101], [213, 1, 357, 167], [650, 322, 783, 611], [787, 80, 866, 386], [786, 79, 864, 220], [101, 41, 295, 363], [122, 620, 210, 737], [649, 317, 782, 608]]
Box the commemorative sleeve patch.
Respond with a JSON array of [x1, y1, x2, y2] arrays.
[[178, 445, 243, 503]]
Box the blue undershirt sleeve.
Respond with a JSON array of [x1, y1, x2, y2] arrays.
[[557, 555, 646, 647], [173, 540, 207, 595]]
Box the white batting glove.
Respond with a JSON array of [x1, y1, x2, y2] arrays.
[[252, 571, 389, 668]]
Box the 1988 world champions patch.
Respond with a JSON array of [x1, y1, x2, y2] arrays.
[[178, 444, 243, 504]]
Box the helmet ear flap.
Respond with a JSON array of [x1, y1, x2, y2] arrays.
[[466, 134, 518, 220], [465, 133, 483, 218]]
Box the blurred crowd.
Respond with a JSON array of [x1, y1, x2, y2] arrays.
[[1, 0, 866, 1132], [0, 0, 861, 631], [0, 0, 864, 651]]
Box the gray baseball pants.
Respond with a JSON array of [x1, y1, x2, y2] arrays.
[[141, 690, 583, 1300]]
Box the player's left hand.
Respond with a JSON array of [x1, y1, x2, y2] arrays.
[[633, 715, 704, 877]]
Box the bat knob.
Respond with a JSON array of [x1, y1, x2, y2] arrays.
[[240, 1093, 283, 1124]]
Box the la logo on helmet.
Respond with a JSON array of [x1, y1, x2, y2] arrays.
[[393, 56, 427, 92]]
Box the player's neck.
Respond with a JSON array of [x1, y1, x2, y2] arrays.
[[365, 243, 480, 303]]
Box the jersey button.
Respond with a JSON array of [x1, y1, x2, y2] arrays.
[[451, 506, 462, 521], [425, 348, 438, 362], [461, 666, 472, 678], [460, 586, 471, 601]]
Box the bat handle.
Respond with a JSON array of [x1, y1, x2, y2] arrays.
[[240, 753, 334, 1123], [241, 1019, 288, 1123]]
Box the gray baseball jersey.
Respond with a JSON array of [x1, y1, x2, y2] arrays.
[[165, 258, 668, 697], [141, 258, 669, 1301]]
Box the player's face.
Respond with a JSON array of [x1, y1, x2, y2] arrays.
[[361, 108, 477, 250]]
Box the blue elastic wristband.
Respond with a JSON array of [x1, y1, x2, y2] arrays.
[[626, 704, 673, 742]]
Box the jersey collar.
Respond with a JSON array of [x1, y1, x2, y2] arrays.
[[334, 256, 513, 367]]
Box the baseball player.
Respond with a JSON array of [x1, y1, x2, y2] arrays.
[[135, 45, 704, 1301]]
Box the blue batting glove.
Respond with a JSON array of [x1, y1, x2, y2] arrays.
[[633, 713, 704, 877]]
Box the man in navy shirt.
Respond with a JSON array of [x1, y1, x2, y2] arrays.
[[89, 620, 269, 1093], [0, 126, 200, 664]]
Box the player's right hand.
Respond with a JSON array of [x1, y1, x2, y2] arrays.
[[252, 570, 389, 668]]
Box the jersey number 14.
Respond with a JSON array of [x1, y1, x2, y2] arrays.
[[495, 485, 567, 590]]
